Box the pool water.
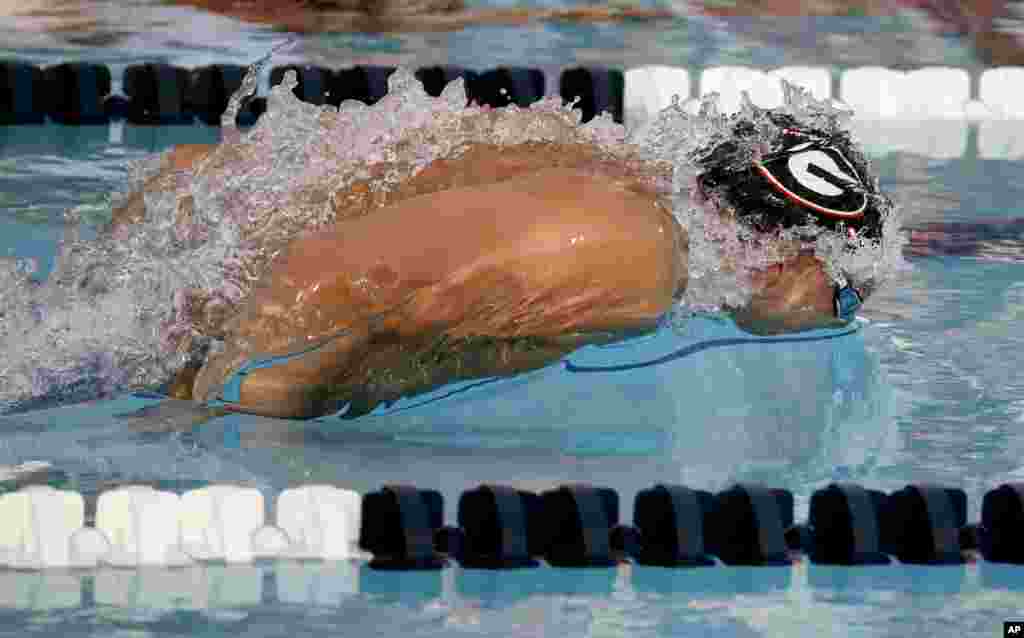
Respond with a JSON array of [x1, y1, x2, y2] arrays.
[[3, 2, 1024, 637]]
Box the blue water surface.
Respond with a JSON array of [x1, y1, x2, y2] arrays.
[[2, 3, 1024, 637]]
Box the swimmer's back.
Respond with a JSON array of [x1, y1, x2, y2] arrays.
[[236, 167, 685, 352]]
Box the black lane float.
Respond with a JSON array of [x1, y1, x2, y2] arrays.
[[0, 61, 626, 127], [356, 480, 1024, 571]]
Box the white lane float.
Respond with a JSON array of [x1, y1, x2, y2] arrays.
[[977, 67, 1024, 160], [840, 66, 970, 159], [96, 485, 193, 567], [0, 486, 85, 569], [94, 564, 263, 610], [276, 485, 366, 561]]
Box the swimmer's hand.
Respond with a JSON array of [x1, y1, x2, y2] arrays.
[[731, 254, 849, 336]]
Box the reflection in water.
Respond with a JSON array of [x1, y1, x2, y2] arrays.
[[0, 557, 1014, 638], [880, 153, 962, 229], [888, 152, 1024, 264], [729, 561, 976, 638], [806, 563, 966, 595], [631, 564, 791, 598], [861, 259, 1024, 521], [907, 217, 1024, 263]]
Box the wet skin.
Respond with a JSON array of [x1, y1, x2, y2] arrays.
[[122, 142, 846, 418]]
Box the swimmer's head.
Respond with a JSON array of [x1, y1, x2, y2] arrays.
[[695, 111, 890, 240]]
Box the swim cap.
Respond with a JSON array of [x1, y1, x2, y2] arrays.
[[696, 113, 886, 240]]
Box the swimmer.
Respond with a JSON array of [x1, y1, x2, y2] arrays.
[[168, 0, 673, 33], [113, 94, 893, 420]]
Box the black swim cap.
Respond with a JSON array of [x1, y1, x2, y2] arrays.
[[696, 113, 887, 240]]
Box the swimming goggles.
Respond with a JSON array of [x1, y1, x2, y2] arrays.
[[833, 285, 863, 322]]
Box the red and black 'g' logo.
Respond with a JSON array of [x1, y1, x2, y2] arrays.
[[754, 137, 867, 222]]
